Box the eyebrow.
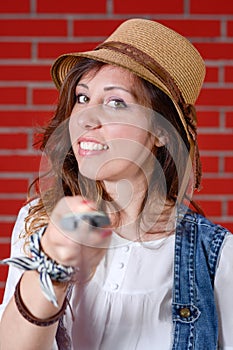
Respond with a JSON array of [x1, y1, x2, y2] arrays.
[[76, 83, 132, 95], [76, 83, 89, 89], [103, 86, 132, 94]]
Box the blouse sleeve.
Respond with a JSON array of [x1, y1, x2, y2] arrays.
[[214, 232, 233, 350], [0, 204, 29, 321]]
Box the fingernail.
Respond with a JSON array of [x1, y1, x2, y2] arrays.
[[81, 199, 92, 205], [100, 229, 112, 238]]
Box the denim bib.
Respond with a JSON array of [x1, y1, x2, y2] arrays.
[[172, 206, 228, 350]]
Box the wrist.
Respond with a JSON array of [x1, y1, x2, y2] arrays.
[[1, 226, 75, 307], [19, 271, 68, 315], [14, 273, 69, 327]]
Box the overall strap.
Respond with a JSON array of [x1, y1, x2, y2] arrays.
[[172, 208, 228, 350], [172, 211, 200, 350]]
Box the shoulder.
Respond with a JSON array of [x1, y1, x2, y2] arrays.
[[16, 200, 36, 221], [177, 205, 230, 246], [178, 205, 230, 233], [11, 198, 39, 242]]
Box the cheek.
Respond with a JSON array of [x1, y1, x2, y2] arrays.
[[117, 126, 154, 153], [107, 125, 147, 142], [107, 127, 154, 168]]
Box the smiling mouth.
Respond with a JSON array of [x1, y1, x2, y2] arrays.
[[79, 141, 108, 151]]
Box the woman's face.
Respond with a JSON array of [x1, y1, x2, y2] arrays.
[[69, 65, 157, 183]]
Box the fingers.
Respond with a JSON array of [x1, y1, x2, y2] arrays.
[[49, 196, 111, 248], [41, 195, 112, 268], [60, 211, 110, 231], [59, 212, 112, 248]]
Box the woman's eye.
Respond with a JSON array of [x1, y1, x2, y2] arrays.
[[107, 99, 127, 109], [76, 94, 89, 104]]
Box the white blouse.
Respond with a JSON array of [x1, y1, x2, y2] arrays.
[[0, 204, 233, 350]]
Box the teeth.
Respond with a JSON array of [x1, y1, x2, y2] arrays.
[[80, 141, 108, 151]]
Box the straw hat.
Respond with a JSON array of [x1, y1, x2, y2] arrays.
[[51, 18, 205, 140], [51, 18, 206, 191]]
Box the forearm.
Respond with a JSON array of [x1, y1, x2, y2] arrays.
[[0, 270, 68, 350]]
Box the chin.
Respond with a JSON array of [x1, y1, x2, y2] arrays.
[[78, 165, 106, 181], [77, 158, 137, 182]]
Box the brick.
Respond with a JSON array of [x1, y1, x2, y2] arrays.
[[0, 288, 4, 304], [0, 133, 28, 150], [0, 0, 30, 13], [200, 178, 233, 194], [225, 66, 233, 83], [0, 288, 5, 303], [228, 201, 233, 215], [0, 111, 52, 127], [38, 42, 100, 59], [190, 0, 233, 14], [226, 112, 233, 128], [0, 42, 31, 59], [158, 20, 220, 37], [114, 0, 183, 13], [228, 21, 233, 36], [194, 43, 233, 60], [0, 19, 67, 37], [225, 157, 233, 172], [198, 134, 233, 151], [0, 222, 15, 238], [0, 87, 26, 105], [74, 20, 123, 37], [0, 179, 28, 194], [0, 243, 10, 258], [200, 156, 219, 173], [0, 65, 51, 82], [205, 67, 219, 83], [37, 0, 106, 13], [33, 132, 43, 148], [0, 266, 9, 283], [0, 155, 41, 172], [0, 199, 25, 216], [197, 88, 233, 107], [192, 199, 222, 216], [32, 88, 58, 105], [197, 111, 219, 127]]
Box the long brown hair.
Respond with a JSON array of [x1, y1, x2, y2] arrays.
[[24, 58, 201, 237]]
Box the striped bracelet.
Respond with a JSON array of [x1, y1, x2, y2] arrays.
[[0, 226, 75, 307]]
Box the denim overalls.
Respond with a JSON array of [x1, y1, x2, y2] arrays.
[[172, 206, 229, 349], [56, 207, 229, 350]]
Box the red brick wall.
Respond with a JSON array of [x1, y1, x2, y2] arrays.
[[0, 0, 233, 301]]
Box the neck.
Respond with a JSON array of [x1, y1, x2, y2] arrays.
[[103, 176, 176, 242], [103, 172, 148, 218]]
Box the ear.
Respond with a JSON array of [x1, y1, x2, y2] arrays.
[[154, 128, 169, 147]]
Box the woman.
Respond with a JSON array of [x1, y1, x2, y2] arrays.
[[0, 18, 232, 350]]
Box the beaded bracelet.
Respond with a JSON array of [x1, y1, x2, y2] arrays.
[[0, 226, 76, 307], [14, 276, 69, 327]]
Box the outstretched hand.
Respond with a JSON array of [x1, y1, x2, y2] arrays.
[[41, 196, 112, 282]]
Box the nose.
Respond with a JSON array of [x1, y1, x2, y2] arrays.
[[76, 106, 102, 130]]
